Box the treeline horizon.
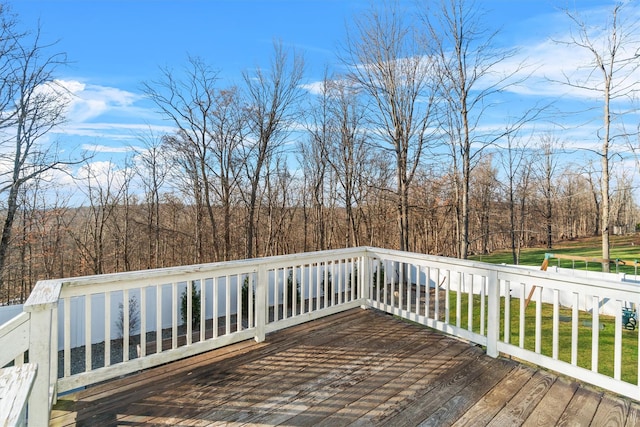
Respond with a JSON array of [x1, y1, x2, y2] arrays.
[[3, 161, 637, 305]]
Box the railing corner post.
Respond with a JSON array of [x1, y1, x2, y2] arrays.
[[487, 269, 500, 358], [26, 306, 56, 426], [360, 251, 370, 309], [24, 279, 61, 426], [254, 265, 267, 343]]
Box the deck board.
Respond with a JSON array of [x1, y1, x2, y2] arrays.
[[50, 308, 639, 426], [521, 376, 579, 427], [486, 370, 556, 426], [556, 386, 603, 426]]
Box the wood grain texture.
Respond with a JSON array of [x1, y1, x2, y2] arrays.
[[556, 386, 603, 426], [591, 393, 630, 426], [0, 364, 37, 427], [521, 376, 579, 427], [486, 370, 557, 426], [452, 363, 536, 427]]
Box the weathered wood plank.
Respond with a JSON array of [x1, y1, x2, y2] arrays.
[[452, 363, 536, 427], [345, 344, 481, 427], [57, 312, 385, 426], [52, 309, 367, 425], [555, 386, 602, 426], [591, 393, 630, 426], [521, 376, 579, 427], [287, 336, 469, 427], [169, 312, 421, 426], [486, 369, 556, 426], [233, 322, 448, 426], [416, 359, 516, 427], [367, 346, 498, 427], [624, 401, 640, 427], [0, 364, 37, 427]]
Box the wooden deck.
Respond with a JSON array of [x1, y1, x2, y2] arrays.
[[50, 308, 640, 426]]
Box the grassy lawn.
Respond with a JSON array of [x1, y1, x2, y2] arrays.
[[470, 235, 640, 275], [459, 235, 640, 384], [452, 292, 639, 384]]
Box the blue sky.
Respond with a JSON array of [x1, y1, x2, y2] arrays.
[[10, 0, 640, 193]]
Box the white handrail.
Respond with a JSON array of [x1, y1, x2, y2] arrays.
[[0, 311, 30, 367], [0, 364, 37, 427]]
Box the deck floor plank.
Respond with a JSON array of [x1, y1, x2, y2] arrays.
[[486, 370, 557, 426], [625, 402, 640, 427], [521, 376, 579, 427], [556, 386, 603, 426], [122, 310, 391, 426], [345, 344, 480, 427], [173, 314, 423, 426], [49, 308, 638, 427], [451, 363, 536, 426], [235, 321, 447, 426], [52, 310, 365, 425], [313, 341, 474, 427], [376, 348, 511, 427], [591, 393, 630, 426], [415, 359, 516, 427]]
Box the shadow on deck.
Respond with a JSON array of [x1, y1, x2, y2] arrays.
[[50, 308, 640, 426]]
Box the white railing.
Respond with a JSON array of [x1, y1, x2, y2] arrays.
[[2, 246, 640, 426], [366, 247, 640, 401], [0, 311, 35, 427]]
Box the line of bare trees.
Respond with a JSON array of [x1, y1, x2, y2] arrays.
[[1, 0, 639, 304]]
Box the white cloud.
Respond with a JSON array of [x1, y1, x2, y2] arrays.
[[495, 4, 640, 101], [81, 144, 133, 154], [37, 79, 177, 151], [300, 81, 327, 96], [61, 79, 140, 122], [75, 160, 129, 193]]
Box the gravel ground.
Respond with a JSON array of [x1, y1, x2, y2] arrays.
[[59, 332, 152, 378], [58, 315, 249, 378]]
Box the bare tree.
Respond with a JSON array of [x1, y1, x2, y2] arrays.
[[263, 157, 297, 256], [34, 187, 71, 280], [610, 170, 636, 235], [242, 41, 304, 258], [556, 2, 640, 271], [68, 161, 126, 275], [499, 133, 534, 264], [0, 16, 76, 290], [143, 56, 222, 262], [535, 134, 562, 249], [206, 86, 246, 261], [422, 0, 534, 258], [326, 77, 370, 248], [342, 0, 437, 252], [471, 155, 497, 256], [133, 129, 170, 268], [584, 160, 601, 236], [299, 72, 331, 251], [109, 156, 135, 272], [302, 73, 371, 249]]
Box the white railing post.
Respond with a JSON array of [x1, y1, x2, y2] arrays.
[[486, 269, 499, 358], [254, 265, 267, 343], [361, 252, 370, 308], [24, 279, 62, 427]]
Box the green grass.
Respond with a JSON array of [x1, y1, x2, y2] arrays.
[[470, 235, 640, 275], [452, 287, 639, 385]]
